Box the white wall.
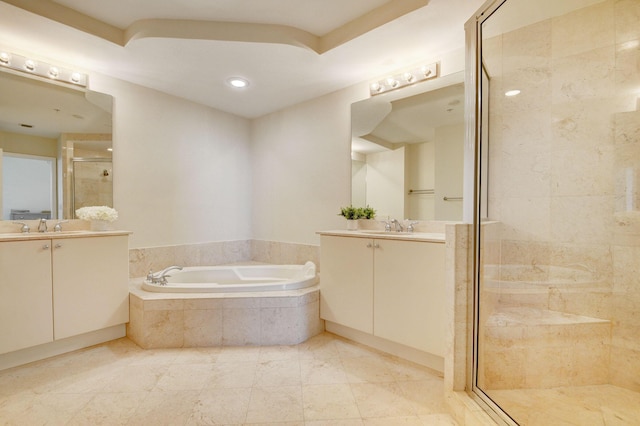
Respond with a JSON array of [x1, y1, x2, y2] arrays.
[[90, 75, 253, 248], [251, 85, 366, 245]]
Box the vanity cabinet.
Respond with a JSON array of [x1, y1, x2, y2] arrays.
[[0, 233, 129, 355], [319, 235, 374, 333], [320, 233, 445, 355], [52, 236, 129, 339], [0, 240, 53, 354]]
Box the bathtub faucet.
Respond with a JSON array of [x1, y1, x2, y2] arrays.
[[146, 265, 183, 285]]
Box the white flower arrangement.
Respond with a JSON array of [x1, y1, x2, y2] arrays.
[[75, 206, 118, 222]]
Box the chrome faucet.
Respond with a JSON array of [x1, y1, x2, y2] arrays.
[[13, 222, 30, 233], [146, 265, 183, 285], [391, 219, 404, 232], [38, 218, 47, 232], [53, 220, 69, 232]]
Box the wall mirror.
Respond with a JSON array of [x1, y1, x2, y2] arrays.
[[351, 71, 465, 221], [0, 69, 113, 221]]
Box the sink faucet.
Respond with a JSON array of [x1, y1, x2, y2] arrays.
[[391, 219, 404, 232], [146, 265, 183, 285], [53, 220, 69, 232], [38, 218, 47, 232]]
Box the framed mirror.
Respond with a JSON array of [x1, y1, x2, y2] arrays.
[[0, 70, 113, 221], [351, 71, 465, 221]]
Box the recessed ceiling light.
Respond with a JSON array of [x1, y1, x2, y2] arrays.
[[505, 89, 521, 97], [227, 77, 249, 88]]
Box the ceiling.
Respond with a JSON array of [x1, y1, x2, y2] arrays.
[[0, 0, 484, 119]]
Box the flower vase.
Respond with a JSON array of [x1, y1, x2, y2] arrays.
[[90, 220, 111, 231], [346, 219, 358, 231]]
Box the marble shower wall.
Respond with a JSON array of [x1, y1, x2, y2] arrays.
[[481, 0, 640, 391]]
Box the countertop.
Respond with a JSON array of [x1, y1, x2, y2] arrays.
[[317, 230, 445, 243], [0, 230, 132, 242]]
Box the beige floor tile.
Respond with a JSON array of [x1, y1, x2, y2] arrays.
[[297, 333, 341, 359], [351, 382, 417, 418], [66, 391, 148, 425], [245, 386, 304, 423], [155, 363, 213, 391], [171, 346, 220, 364], [398, 379, 447, 415], [204, 360, 258, 388], [100, 363, 168, 392], [259, 344, 300, 361], [186, 387, 252, 425], [418, 413, 459, 425], [254, 358, 302, 387], [1, 392, 94, 425], [126, 389, 199, 425], [363, 416, 425, 425], [216, 345, 263, 362], [302, 383, 361, 421], [342, 356, 397, 383], [306, 420, 364, 426], [300, 357, 348, 385]]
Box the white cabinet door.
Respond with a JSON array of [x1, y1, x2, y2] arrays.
[[52, 236, 129, 340], [320, 235, 374, 333], [374, 239, 445, 355], [0, 240, 53, 354]]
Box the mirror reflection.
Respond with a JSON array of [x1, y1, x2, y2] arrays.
[[0, 70, 113, 220], [351, 72, 465, 221]]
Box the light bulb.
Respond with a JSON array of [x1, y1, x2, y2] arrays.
[[0, 52, 10, 65], [70, 72, 82, 83], [24, 59, 36, 72], [48, 66, 59, 78]]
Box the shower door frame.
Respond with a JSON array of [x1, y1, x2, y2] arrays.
[[465, 0, 519, 424]]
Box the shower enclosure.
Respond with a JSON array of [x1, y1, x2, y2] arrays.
[[470, 0, 640, 424]]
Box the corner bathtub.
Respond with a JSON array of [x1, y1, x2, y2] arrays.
[[141, 261, 317, 293]]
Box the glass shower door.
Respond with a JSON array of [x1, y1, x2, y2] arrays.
[[473, 0, 640, 424]]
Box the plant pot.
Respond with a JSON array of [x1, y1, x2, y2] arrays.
[[90, 220, 111, 231], [346, 219, 358, 231]]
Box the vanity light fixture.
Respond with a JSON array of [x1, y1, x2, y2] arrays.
[[0, 49, 87, 87], [227, 77, 249, 88], [370, 62, 438, 96]]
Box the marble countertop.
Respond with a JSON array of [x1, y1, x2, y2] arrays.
[[0, 230, 132, 242], [317, 230, 445, 243]]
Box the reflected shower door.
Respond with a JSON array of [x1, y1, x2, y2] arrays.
[[72, 159, 113, 217]]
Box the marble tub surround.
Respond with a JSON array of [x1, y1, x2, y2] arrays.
[[0, 333, 458, 425], [129, 240, 251, 278], [129, 239, 320, 278], [127, 281, 324, 348]]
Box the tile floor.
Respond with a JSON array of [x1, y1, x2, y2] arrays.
[[0, 332, 458, 425]]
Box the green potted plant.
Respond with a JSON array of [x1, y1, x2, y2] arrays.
[[339, 205, 376, 230]]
